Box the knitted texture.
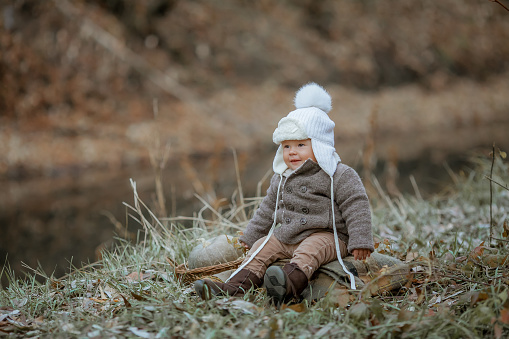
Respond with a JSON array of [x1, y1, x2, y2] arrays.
[[239, 160, 375, 254], [272, 83, 340, 176]]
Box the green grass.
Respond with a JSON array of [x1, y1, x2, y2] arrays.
[[1, 156, 509, 338]]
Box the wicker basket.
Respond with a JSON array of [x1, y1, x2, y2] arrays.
[[166, 257, 244, 284]]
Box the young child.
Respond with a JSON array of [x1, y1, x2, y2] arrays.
[[195, 83, 374, 303]]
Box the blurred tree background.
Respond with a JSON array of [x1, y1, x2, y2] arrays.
[[1, 0, 508, 284]]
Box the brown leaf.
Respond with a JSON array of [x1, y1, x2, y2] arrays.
[[131, 292, 147, 301], [398, 308, 414, 322], [482, 254, 509, 268], [405, 252, 419, 262], [470, 291, 489, 307], [455, 256, 468, 263], [126, 271, 153, 282], [469, 243, 486, 261], [50, 279, 65, 290], [281, 302, 308, 313], [34, 316, 45, 324], [349, 303, 369, 321], [429, 249, 436, 260], [327, 288, 354, 308], [499, 308, 509, 325], [494, 323, 503, 339], [120, 294, 132, 308], [503, 221, 509, 238]]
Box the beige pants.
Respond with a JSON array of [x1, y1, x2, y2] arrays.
[[242, 232, 348, 280]]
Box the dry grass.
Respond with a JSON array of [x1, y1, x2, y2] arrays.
[[1, 154, 508, 338]]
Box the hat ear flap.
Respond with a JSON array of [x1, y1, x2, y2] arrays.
[[272, 145, 288, 174]]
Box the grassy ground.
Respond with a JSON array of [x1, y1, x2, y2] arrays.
[[1, 154, 508, 338]]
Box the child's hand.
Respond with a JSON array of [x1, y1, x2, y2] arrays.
[[352, 249, 371, 261], [239, 240, 250, 251]]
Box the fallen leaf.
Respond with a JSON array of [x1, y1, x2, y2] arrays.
[[369, 299, 384, 320], [281, 302, 308, 313], [349, 302, 369, 321], [503, 221, 509, 238], [398, 308, 414, 322], [126, 271, 153, 283], [482, 254, 509, 268], [405, 252, 419, 262], [469, 242, 486, 261], [131, 292, 146, 301], [120, 294, 132, 308], [470, 291, 489, 307], [34, 316, 45, 324], [327, 288, 354, 308], [494, 323, 503, 339], [500, 308, 509, 325]]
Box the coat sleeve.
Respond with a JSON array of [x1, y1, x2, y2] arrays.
[[334, 167, 375, 253], [239, 174, 280, 248]]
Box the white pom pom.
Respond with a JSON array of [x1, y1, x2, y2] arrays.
[[294, 82, 332, 113]]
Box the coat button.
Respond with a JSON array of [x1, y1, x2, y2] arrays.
[[300, 218, 307, 225], [300, 186, 307, 193], [302, 207, 309, 214], [286, 186, 292, 193], [287, 204, 294, 211], [285, 218, 291, 224]]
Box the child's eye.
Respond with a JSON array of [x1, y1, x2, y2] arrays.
[[298, 143, 305, 147], [283, 144, 290, 148]]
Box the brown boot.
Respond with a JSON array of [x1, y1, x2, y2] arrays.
[[194, 269, 262, 300], [264, 262, 308, 305]]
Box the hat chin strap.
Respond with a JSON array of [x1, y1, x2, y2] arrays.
[[330, 177, 356, 290], [226, 174, 284, 282]]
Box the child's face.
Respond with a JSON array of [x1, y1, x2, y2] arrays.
[[282, 139, 317, 170]]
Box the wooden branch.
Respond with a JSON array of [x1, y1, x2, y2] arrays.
[[484, 175, 509, 191], [490, 0, 509, 12]]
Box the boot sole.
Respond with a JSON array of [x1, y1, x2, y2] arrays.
[[194, 280, 211, 300], [264, 266, 287, 304]]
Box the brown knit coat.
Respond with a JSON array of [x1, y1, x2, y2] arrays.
[[239, 160, 374, 253]]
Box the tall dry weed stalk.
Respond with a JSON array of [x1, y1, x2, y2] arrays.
[[147, 99, 171, 221], [123, 178, 175, 256], [385, 147, 401, 198], [363, 103, 379, 197], [487, 143, 508, 245]]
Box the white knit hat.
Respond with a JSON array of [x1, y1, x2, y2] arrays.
[[272, 83, 341, 176]]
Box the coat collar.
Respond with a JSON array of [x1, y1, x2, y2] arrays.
[[282, 159, 322, 177]]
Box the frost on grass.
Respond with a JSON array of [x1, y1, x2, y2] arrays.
[[1, 158, 509, 338]]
